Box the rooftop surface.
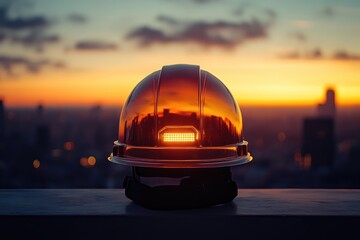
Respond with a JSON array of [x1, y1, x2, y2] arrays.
[[1, 188, 360, 216], [1, 189, 359, 240]]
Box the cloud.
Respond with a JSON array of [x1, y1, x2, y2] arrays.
[[264, 9, 277, 20], [279, 49, 360, 61], [10, 31, 60, 52], [232, 2, 277, 25], [0, 6, 50, 30], [0, 55, 65, 77], [72, 40, 118, 51], [307, 48, 322, 59], [320, 6, 335, 17], [127, 27, 170, 46], [67, 13, 87, 24], [233, 7, 246, 17], [280, 48, 323, 60], [333, 50, 360, 60], [0, 4, 59, 51], [127, 15, 273, 49], [290, 32, 307, 42], [157, 15, 178, 25]]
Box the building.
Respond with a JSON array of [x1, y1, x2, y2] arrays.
[[297, 88, 336, 170], [301, 117, 335, 169], [317, 88, 336, 117], [35, 104, 50, 151]]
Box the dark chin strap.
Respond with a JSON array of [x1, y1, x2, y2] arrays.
[[123, 167, 238, 210]]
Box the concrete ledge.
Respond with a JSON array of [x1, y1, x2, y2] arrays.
[[1, 189, 359, 239]]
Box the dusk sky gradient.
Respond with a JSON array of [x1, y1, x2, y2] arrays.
[[1, 0, 360, 106]]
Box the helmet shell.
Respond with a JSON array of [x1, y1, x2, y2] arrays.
[[109, 64, 252, 168]]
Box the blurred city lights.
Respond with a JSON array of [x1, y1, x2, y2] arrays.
[[64, 141, 75, 151], [80, 157, 88, 167], [88, 156, 96, 166], [80, 156, 96, 168], [33, 159, 40, 169]]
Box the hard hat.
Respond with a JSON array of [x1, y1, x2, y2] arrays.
[[109, 64, 252, 209]]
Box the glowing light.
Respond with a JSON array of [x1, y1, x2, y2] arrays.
[[33, 159, 40, 169], [80, 157, 88, 167], [294, 150, 302, 166], [294, 151, 312, 170], [64, 141, 74, 151], [163, 132, 195, 142], [304, 154, 312, 170], [80, 156, 96, 167], [88, 156, 96, 166]]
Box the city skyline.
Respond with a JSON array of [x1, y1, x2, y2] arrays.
[[1, 86, 360, 189]]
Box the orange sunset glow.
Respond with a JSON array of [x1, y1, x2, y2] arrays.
[[2, 57, 360, 107]]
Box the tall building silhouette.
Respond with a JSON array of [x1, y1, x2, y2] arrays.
[[35, 104, 50, 150], [318, 87, 336, 117], [301, 118, 335, 168], [298, 87, 336, 169]]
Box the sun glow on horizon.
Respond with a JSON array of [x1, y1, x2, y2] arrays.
[[1, 60, 360, 108]]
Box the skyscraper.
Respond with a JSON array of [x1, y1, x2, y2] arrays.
[[35, 104, 50, 150], [298, 87, 336, 169], [317, 87, 336, 117], [301, 117, 335, 168]]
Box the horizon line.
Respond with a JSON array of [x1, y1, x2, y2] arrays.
[[3, 103, 360, 109]]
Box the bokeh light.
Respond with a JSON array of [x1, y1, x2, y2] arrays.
[[33, 159, 40, 169]]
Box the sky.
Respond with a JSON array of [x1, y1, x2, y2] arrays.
[[0, 0, 360, 107]]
